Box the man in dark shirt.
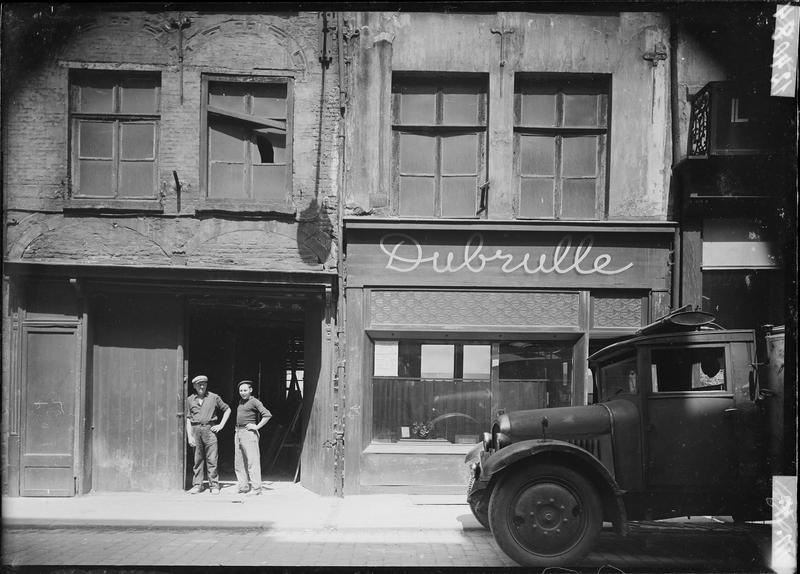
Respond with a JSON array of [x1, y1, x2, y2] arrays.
[[185, 375, 231, 494], [234, 380, 271, 495]]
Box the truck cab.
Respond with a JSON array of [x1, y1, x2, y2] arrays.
[[465, 309, 784, 567]]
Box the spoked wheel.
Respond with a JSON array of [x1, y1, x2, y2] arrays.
[[488, 463, 602, 567]]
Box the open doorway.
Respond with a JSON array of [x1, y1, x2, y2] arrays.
[[185, 296, 305, 488]]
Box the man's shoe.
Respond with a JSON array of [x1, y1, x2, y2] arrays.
[[245, 489, 262, 496], [211, 486, 221, 495], [187, 485, 203, 494]]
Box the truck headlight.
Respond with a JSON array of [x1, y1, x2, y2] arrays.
[[482, 432, 492, 450]]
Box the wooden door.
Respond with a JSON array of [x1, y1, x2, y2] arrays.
[[92, 292, 183, 491], [20, 325, 80, 496]]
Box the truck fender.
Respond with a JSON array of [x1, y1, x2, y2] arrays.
[[482, 439, 628, 534]]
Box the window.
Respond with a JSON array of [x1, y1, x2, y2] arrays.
[[598, 354, 638, 400], [202, 77, 291, 205], [514, 74, 609, 219], [392, 75, 487, 218], [651, 347, 727, 392], [371, 339, 573, 444], [70, 71, 160, 198]]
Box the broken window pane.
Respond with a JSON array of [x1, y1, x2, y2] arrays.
[[519, 135, 554, 176], [254, 133, 286, 164], [120, 123, 154, 159], [399, 133, 436, 174], [79, 121, 113, 158], [562, 179, 596, 219], [119, 162, 154, 197], [520, 178, 554, 218], [562, 136, 597, 176], [442, 176, 477, 217], [442, 133, 477, 174], [399, 176, 435, 216]]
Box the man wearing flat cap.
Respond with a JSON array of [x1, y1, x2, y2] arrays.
[[185, 375, 231, 494], [234, 380, 271, 495]]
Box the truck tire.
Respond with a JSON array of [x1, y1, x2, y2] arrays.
[[488, 462, 602, 567], [469, 496, 490, 529]]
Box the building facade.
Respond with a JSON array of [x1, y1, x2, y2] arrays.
[[2, 8, 344, 496], [3, 6, 794, 497]]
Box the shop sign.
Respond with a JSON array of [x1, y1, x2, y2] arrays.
[[379, 233, 634, 276]]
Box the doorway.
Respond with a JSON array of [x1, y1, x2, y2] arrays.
[[185, 296, 305, 488]]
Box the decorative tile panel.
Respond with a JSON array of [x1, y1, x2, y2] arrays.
[[592, 296, 643, 329], [369, 290, 580, 328]]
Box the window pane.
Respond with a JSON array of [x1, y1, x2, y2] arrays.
[[78, 160, 113, 196], [120, 77, 158, 114], [441, 176, 476, 217], [443, 88, 479, 125], [563, 94, 598, 127], [421, 345, 454, 378], [562, 179, 596, 219], [79, 121, 113, 158], [521, 93, 556, 126], [463, 345, 490, 379], [254, 133, 286, 164], [209, 163, 245, 199], [519, 135, 554, 176], [442, 133, 478, 174], [702, 270, 785, 329], [520, 178, 554, 218], [651, 348, 727, 392], [599, 356, 638, 399], [78, 79, 115, 113], [252, 164, 286, 202], [118, 162, 154, 197], [499, 342, 573, 408], [399, 133, 435, 174], [562, 136, 597, 176], [209, 120, 245, 162], [120, 123, 154, 159], [208, 83, 247, 113], [399, 176, 435, 216], [251, 83, 287, 118], [398, 89, 436, 124]]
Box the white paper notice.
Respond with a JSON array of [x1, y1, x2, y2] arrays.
[[374, 341, 399, 376]]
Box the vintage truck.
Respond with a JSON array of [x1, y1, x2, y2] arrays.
[[465, 307, 788, 567]]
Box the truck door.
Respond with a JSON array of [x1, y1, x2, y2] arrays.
[[645, 344, 737, 489]]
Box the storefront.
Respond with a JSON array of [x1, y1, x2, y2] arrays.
[[342, 219, 676, 494], [4, 263, 338, 496]]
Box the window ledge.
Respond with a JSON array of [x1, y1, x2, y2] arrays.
[[196, 199, 295, 216], [365, 441, 479, 455], [64, 199, 163, 213]]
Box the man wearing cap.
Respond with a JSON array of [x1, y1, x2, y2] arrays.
[[185, 375, 231, 494], [234, 380, 271, 495]]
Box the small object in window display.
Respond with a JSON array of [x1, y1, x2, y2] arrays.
[[412, 421, 432, 439]]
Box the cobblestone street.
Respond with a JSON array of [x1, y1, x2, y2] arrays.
[[2, 522, 771, 571]]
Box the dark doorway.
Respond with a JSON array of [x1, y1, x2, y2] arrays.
[[185, 296, 305, 488]]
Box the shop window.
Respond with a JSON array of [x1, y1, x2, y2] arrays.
[[514, 74, 609, 219], [702, 269, 784, 330], [651, 347, 727, 392], [371, 340, 573, 444], [69, 71, 160, 199], [391, 75, 487, 218], [202, 76, 291, 207]]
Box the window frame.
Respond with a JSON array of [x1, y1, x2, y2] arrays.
[[68, 70, 161, 205], [391, 73, 488, 219], [199, 74, 294, 213], [513, 73, 610, 220], [648, 344, 731, 394]]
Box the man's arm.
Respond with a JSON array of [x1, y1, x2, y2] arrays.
[[211, 407, 231, 433], [246, 400, 272, 431], [185, 418, 196, 447]]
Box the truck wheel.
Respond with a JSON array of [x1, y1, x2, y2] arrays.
[[469, 496, 490, 529], [488, 463, 602, 567]]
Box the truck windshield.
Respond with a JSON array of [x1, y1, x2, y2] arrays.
[[597, 354, 638, 401]]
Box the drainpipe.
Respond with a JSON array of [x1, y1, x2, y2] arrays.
[[669, 9, 682, 310]]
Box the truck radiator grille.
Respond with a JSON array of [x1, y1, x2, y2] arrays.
[[569, 438, 601, 459]]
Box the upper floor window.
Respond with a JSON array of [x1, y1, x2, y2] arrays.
[[392, 75, 487, 218], [514, 74, 609, 219], [70, 71, 160, 199], [202, 76, 292, 207]]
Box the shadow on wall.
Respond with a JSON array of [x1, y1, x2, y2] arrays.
[[297, 197, 334, 267]]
